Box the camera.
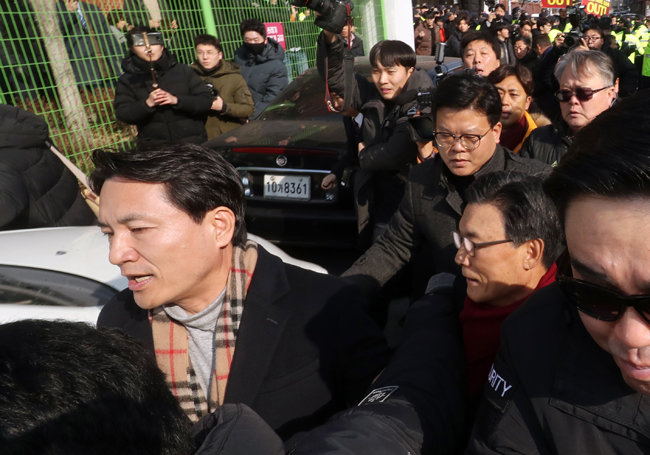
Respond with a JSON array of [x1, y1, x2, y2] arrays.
[[291, 0, 354, 34], [562, 30, 583, 49], [204, 82, 219, 99]]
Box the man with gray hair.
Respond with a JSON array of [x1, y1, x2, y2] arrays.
[[520, 50, 618, 165]]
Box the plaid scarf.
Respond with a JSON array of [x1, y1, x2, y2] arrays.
[[150, 240, 258, 422]]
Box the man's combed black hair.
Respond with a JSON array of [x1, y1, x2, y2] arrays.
[[194, 33, 223, 53], [433, 71, 502, 126], [466, 171, 564, 268], [369, 40, 416, 69], [239, 18, 266, 38], [0, 320, 193, 454], [544, 89, 650, 226], [90, 144, 247, 246]]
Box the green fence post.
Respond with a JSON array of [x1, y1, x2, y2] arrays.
[[380, 0, 389, 41], [200, 0, 217, 37]]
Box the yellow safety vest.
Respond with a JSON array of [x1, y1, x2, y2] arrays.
[[643, 44, 650, 77], [635, 25, 649, 53], [621, 32, 641, 62], [548, 29, 562, 43]]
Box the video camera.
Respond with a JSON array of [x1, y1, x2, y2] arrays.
[[291, 0, 354, 34]]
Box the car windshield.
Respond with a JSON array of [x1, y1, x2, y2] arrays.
[[259, 68, 336, 121]]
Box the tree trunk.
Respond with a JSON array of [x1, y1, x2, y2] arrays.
[[28, 0, 91, 137]]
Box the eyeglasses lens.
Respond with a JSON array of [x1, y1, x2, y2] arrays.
[[556, 88, 594, 102], [452, 231, 474, 255]]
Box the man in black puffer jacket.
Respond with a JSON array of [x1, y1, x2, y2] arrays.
[[0, 104, 95, 230], [114, 26, 212, 146]]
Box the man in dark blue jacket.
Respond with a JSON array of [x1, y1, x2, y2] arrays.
[[234, 19, 288, 118]]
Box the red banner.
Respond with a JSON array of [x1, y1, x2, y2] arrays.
[[265, 22, 286, 50], [540, 0, 572, 8], [581, 0, 610, 17]]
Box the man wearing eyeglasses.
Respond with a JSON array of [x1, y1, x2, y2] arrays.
[[578, 25, 639, 97], [520, 50, 618, 166], [467, 89, 650, 455], [343, 72, 548, 301], [453, 172, 562, 408], [192, 34, 254, 140]]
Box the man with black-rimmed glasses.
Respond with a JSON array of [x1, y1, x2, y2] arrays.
[[342, 72, 548, 301], [467, 84, 650, 455]]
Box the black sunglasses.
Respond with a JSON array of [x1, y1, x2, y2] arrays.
[[554, 85, 612, 102], [556, 274, 650, 323]]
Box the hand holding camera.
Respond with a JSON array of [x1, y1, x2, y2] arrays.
[[291, 0, 354, 34]]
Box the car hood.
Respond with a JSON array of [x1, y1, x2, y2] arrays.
[[205, 119, 347, 151], [0, 227, 326, 289], [0, 226, 127, 291]]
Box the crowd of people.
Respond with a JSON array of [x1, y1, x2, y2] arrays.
[[1, 2, 650, 454]]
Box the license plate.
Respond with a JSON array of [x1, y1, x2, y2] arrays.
[[263, 175, 311, 200]]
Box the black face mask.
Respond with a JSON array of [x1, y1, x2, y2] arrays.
[[244, 42, 266, 55]]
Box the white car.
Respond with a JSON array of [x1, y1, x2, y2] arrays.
[[0, 226, 326, 324]]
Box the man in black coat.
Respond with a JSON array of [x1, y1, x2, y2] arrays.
[[520, 50, 618, 166], [467, 88, 650, 455], [113, 26, 212, 146], [342, 72, 549, 299], [91, 143, 389, 441], [319, 30, 435, 240], [0, 104, 95, 230]]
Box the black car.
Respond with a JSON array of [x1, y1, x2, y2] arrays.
[[204, 56, 461, 247]]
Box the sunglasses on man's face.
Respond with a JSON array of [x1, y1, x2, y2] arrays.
[[556, 274, 650, 323], [554, 85, 612, 102]]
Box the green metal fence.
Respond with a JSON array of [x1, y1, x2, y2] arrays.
[[0, 0, 383, 170]]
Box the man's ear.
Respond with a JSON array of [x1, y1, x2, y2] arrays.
[[492, 121, 503, 143], [207, 207, 236, 248], [522, 238, 544, 270]]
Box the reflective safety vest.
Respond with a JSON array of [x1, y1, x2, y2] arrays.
[[548, 29, 562, 43], [563, 23, 573, 33], [613, 30, 624, 46], [621, 32, 641, 63], [643, 44, 650, 78], [636, 25, 649, 54]]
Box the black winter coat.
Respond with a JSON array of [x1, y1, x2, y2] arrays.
[[234, 38, 289, 118], [97, 246, 389, 441], [343, 146, 550, 298], [467, 284, 650, 454], [114, 50, 212, 145], [319, 32, 435, 233], [519, 122, 571, 166], [0, 105, 96, 230], [445, 29, 465, 58], [288, 279, 467, 454]]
